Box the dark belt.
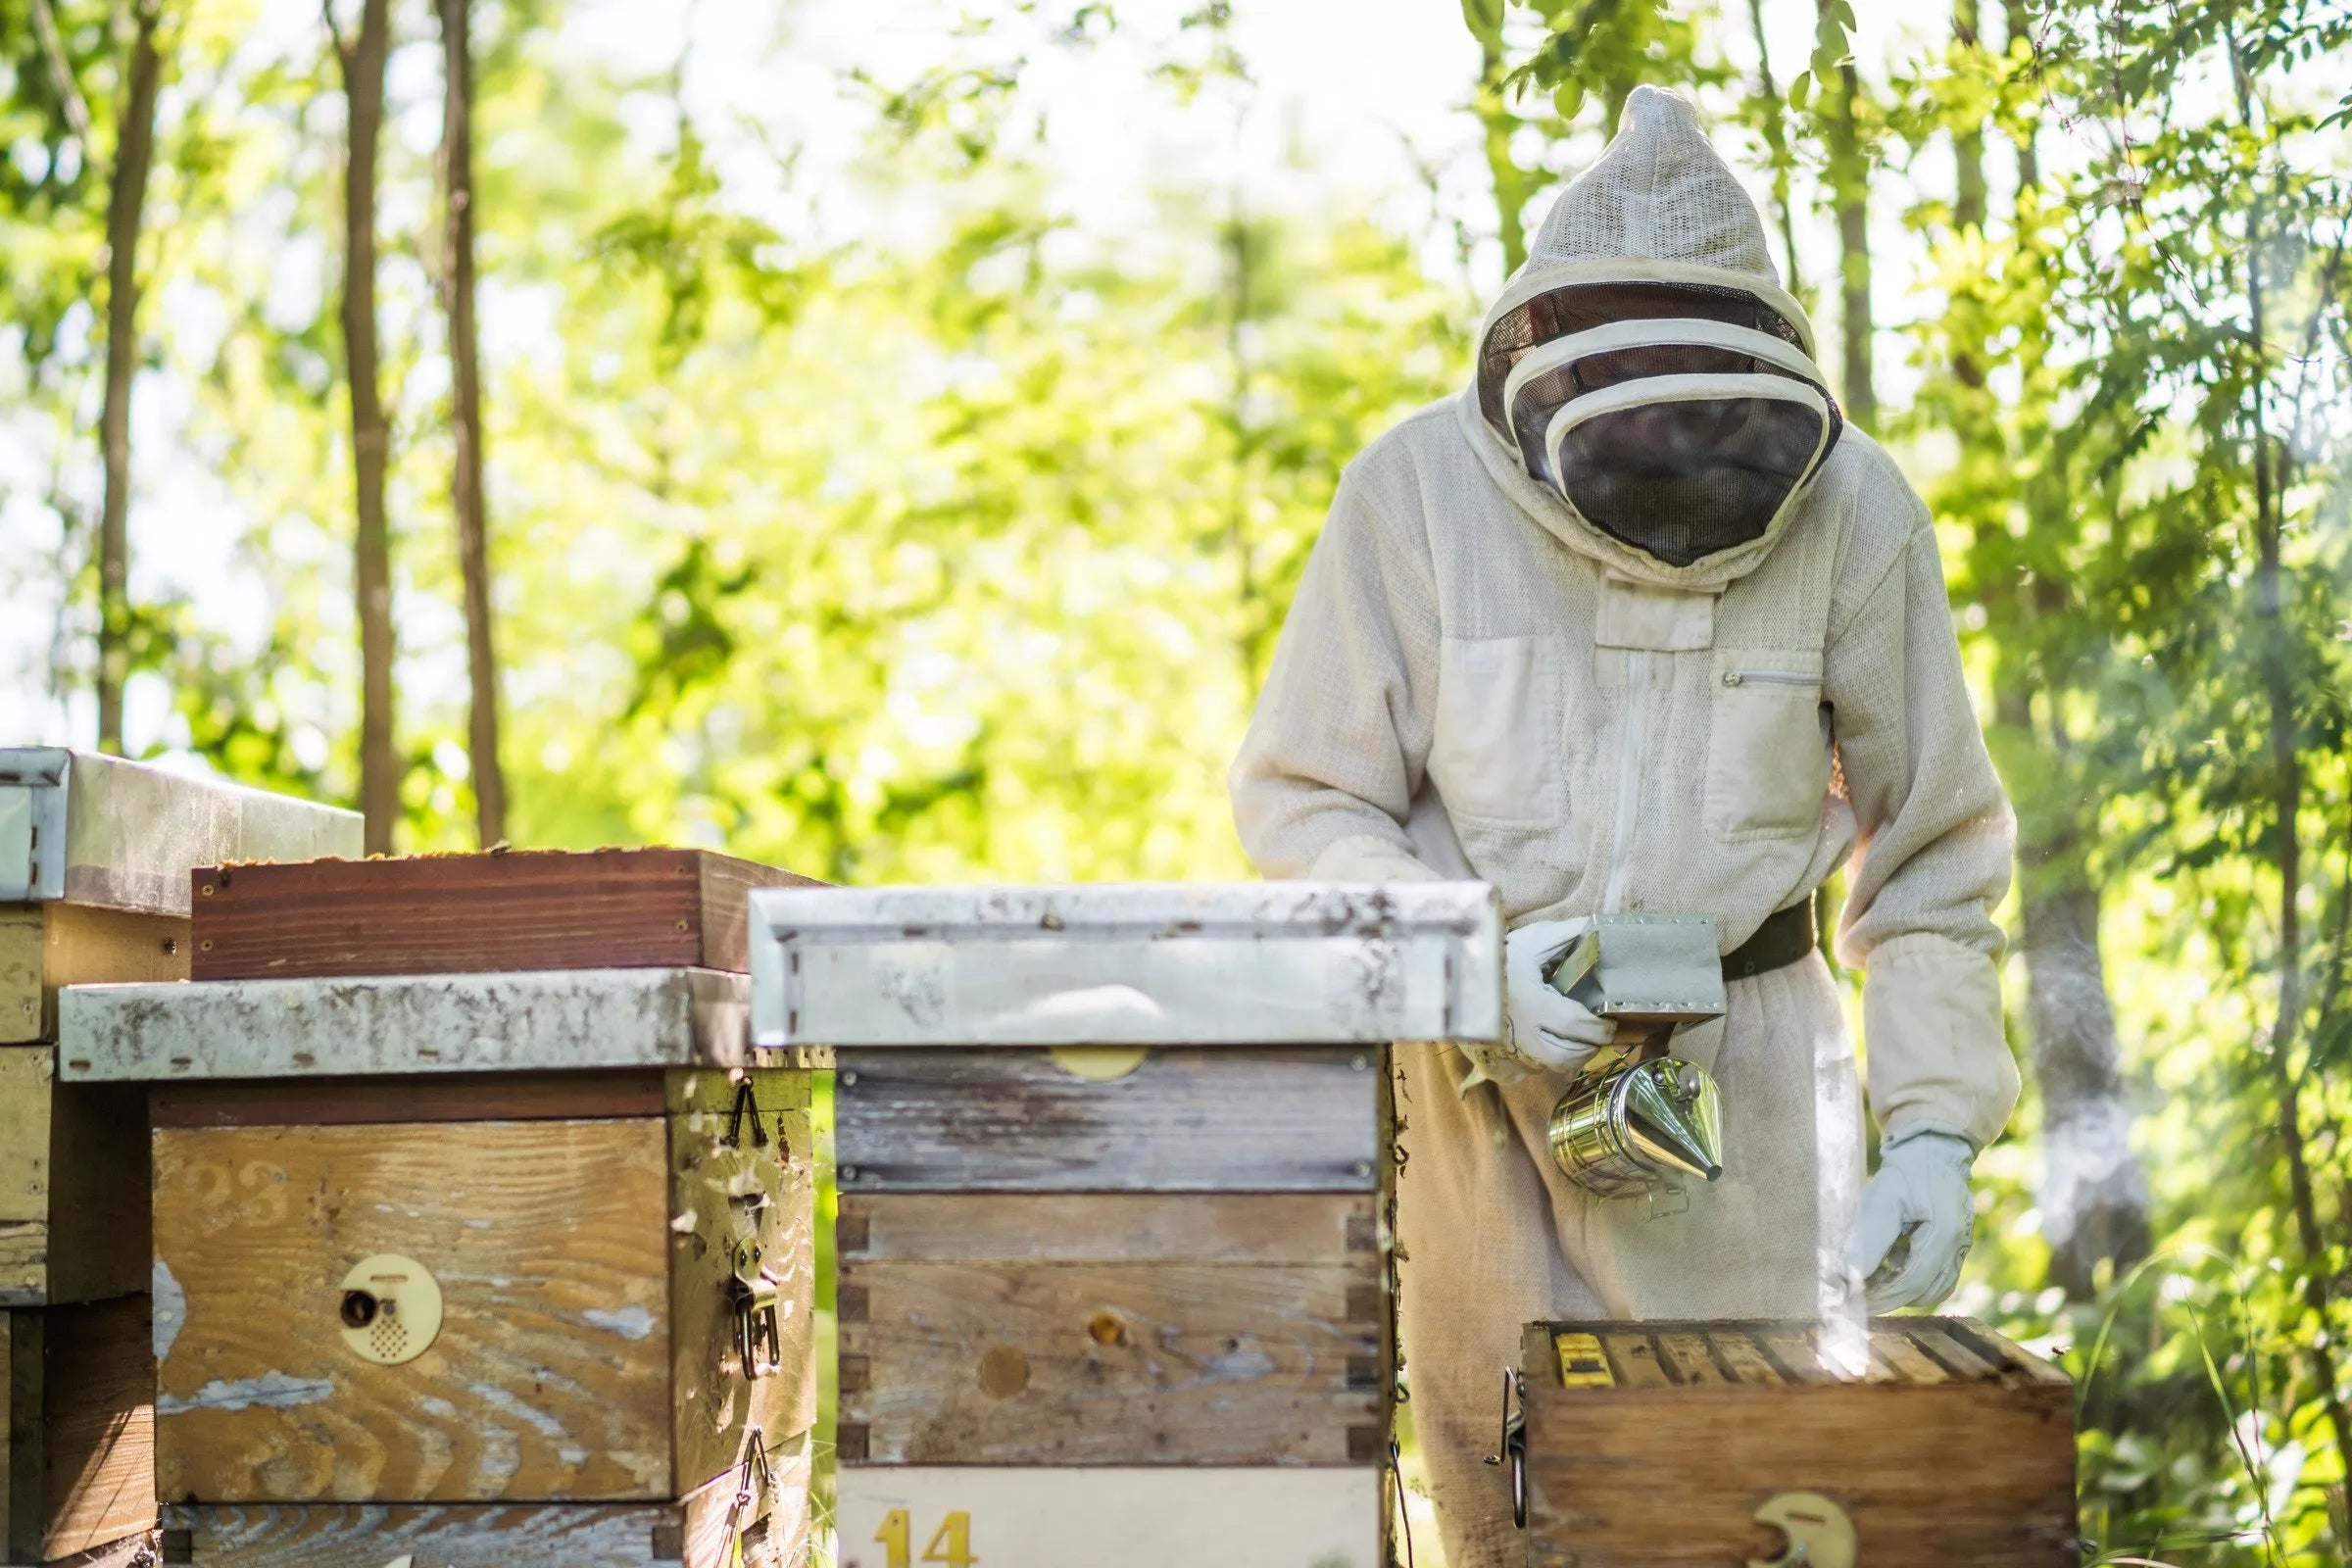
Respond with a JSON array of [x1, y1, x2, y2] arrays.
[[1721, 895, 1821, 981]]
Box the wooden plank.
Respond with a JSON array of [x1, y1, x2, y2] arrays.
[[1599, 1334, 1671, 1389], [1710, 1331, 1784, 1386], [665, 1070, 817, 1494], [5, 1298, 157, 1564], [838, 1193, 1376, 1265], [1870, 1331, 1950, 1385], [1903, 1322, 1997, 1382], [162, 1444, 808, 1568], [0, 1052, 150, 1307], [0, 904, 188, 1047], [1655, 1333, 1729, 1386], [188, 851, 820, 982], [60, 968, 754, 1083], [32, 1297, 155, 1561], [1522, 1381, 2078, 1566], [1756, 1330, 1836, 1386], [839, 1260, 1385, 1465], [1949, 1318, 2075, 1387], [835, 1048, 1380, 1193], [152, 1117, 674, 1502], [0, 1051, 45, 1303], [835, 1468, 1383, 1568], [151, 1072, 671, 1129]]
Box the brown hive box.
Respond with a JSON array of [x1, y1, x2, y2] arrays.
[[1517, 1317, 2079, 1567], [187, 848, 820, 981], [61, 849, 824, 1568], [833, 1046, 1394, 1469]]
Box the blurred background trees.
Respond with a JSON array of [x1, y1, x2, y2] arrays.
[[3, 0, 2350, 1559]]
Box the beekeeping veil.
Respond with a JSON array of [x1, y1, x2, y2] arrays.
[[1473, 86, 1840, 570]]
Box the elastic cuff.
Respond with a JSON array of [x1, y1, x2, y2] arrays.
[[1861, 931, 2020, 1151]]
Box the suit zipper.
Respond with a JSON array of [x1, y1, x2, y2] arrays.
[[1602, 651, 1650, 912], [1722, 669, 1817, 688]]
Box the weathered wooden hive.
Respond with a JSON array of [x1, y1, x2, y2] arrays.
[[59, 850, 826, 1568], [1511, 1316, 2080, 1566], [747, 880, 1500, 1568], [2, 747, 359, 1568]]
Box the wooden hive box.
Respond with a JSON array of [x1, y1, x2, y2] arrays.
[[1, 748, 360, 1568], [751, 880, 1502, 1568], [186, 848, 821, 982], [1516, 1317, 2080, 1568], [60, 851, 823, 1568]]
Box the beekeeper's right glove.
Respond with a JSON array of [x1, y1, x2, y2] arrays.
[[1841, 1122, 1978, 1312], [1458, 919, 1618, 1093]]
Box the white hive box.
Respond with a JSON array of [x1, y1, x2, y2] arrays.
[[748, 880, 1501, 1048], [753, 880, 1498, 1563]]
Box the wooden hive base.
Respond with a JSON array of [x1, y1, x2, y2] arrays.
[[1520, 1317, 2079, 1567], [835, 1467, 1383, 1568], [159, 1437, 810, 1567]]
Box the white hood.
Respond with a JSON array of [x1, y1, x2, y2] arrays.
[[1459, 85, 1827, 591]]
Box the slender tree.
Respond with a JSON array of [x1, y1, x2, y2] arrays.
[[438, 0, 504, 845], [89, 0, 165, 754], [1464, 0, 1536, 275], [1744, 0, 1804, 297], [1816, 0, 1874, 428], [325, 0, 398, 853]]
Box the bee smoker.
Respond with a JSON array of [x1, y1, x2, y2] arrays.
[[1543, 914, 1728, 1200]]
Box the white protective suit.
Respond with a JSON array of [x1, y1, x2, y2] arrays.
[[1229, 87, 2018, 1568]]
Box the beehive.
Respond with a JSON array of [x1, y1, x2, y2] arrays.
[[1515, 1316, 2080, 1566], [749, 880, 1501, 1568], [60, 850, 823, 1568], [0, 748, 360, 1567]]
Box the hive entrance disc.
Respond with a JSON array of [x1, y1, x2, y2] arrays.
[[338, 1253, 444, 1366]]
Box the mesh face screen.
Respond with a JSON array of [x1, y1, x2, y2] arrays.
[[1477, 280, 1804, 432], [1557, 397, 1839, 567]]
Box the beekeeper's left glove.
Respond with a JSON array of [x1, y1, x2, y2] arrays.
[[1840, 1123, 1978, 1312], [1457, 919, 1617, 1094]]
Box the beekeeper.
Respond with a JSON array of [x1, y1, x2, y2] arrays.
[[1230, 86, 2018, 1566]]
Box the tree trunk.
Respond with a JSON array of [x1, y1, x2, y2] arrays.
[[1951, 0, 1985, 234], [94, 0, 165, 756], [438, 0, 504, 847], [1999, 719, 2151, 1299], [1820, 22, 1875, 429], [1746, 0, 1803, 297], [330, 0, 398, 854], [2003, 0, 2038, 189]]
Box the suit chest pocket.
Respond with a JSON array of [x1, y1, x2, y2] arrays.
[[1429, 636, 1564, 828], [1704, 649, 1830, 841]]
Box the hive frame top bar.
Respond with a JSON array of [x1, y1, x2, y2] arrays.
[[750, 879, 1502, 1048], [0, 747, 363, 915]]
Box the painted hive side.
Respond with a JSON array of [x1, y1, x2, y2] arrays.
[[1518, 1317, 2078, 1567]]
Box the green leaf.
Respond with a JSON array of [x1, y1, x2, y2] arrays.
[[1552, 81, 1587, 121], [1459, 0, 1505, 41], [1788, 70, 1814, 111]]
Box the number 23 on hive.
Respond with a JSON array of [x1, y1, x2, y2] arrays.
[[875, 1509, 976, 1568]]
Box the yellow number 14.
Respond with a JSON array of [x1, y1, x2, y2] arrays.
[[875, 1508, 975, 1568]]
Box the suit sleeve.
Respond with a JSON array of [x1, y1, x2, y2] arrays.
[[1231, 467, 1446, 885], [1826, 513, 2021, 1149]]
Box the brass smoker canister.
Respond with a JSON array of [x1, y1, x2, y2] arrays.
[[1540, 914, 1728, 1200]]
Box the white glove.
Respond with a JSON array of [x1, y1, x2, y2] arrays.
[[1459, 919, 1618, 1091], [1841, 1123, 1978, 1312]]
